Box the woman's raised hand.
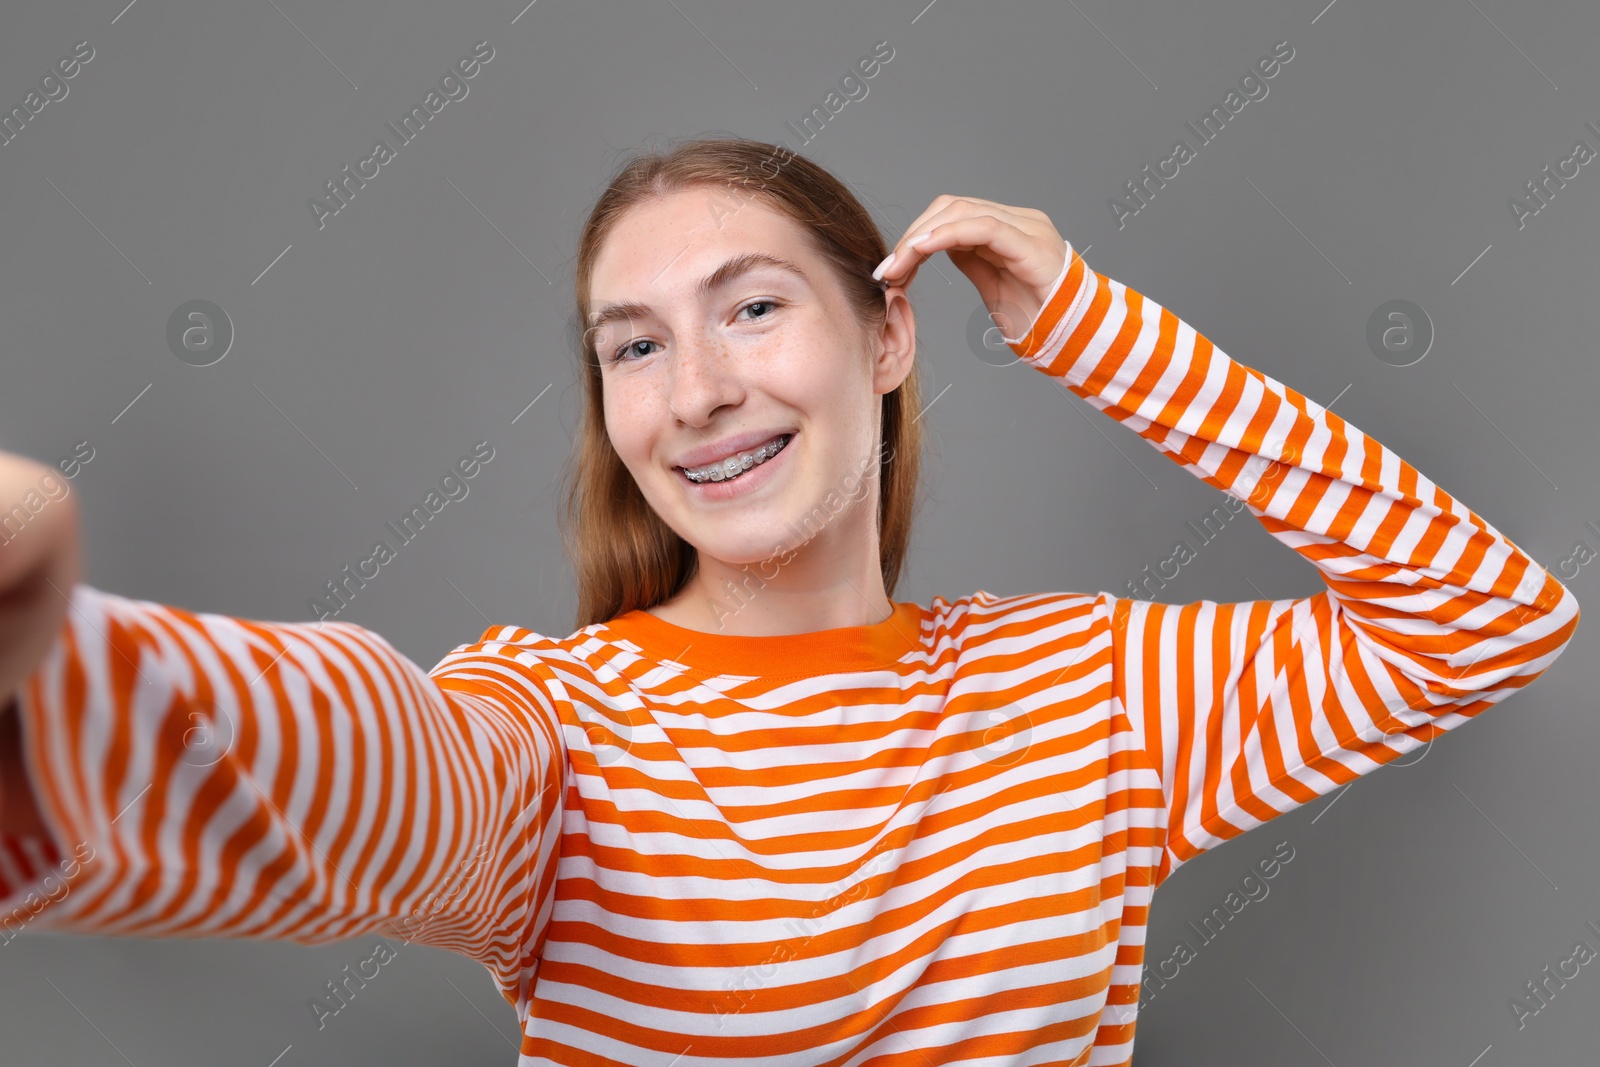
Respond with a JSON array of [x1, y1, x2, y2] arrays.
[[873, 194, 1071, 350], [0, 450, 83, 705]]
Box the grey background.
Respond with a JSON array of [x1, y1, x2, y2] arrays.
[[1, 0, 1596, 1063]]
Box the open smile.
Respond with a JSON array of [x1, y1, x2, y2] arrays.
[[678, 433, 793, 483], [675, 432, 795, 498]]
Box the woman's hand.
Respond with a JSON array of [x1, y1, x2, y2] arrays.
[[0, 450, 83, 706], [873, 194, 1071, 351]]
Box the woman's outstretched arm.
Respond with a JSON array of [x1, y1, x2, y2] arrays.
[[1004, 245, 1581, 883], [0, 454, 565, 998]]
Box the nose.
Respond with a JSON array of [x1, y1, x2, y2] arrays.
[[666, 328, 744, 427]]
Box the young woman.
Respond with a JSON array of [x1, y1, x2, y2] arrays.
[[0, 137, 1580, 1065]]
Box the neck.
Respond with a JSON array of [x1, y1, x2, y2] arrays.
[[651, 526, 894, 637]]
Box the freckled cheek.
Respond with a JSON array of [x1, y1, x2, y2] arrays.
[[603, 398, 656, 472], [761, 335, 833, 391], [777, 333, 859, 409]]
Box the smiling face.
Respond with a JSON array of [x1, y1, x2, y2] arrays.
[[587, 185, 915, 574]]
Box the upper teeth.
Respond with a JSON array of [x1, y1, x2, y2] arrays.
[[682, 434, 790, 483]]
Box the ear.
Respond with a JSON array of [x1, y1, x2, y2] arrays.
[[870, 285, 917, 396]]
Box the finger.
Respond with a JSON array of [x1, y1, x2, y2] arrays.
[[890, 239, 1006, 298], [878, 214, 1042, 289], [0, 458, 66, 592], [875, 199, 1041, 284], [891, 195, 1038, 257]]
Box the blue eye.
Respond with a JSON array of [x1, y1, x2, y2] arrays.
[[607, 299, 783, 365], [610, 339, 659, 364]]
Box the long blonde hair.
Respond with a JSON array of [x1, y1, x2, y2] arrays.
[[561, 135, 925, 630]]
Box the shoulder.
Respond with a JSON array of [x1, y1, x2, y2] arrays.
[[431, 621, 610, 681], [948, 589, 1113, 649], [426, 621, 624, 722]]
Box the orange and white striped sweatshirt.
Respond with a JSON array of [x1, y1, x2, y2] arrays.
[[0, 246, 1580, 1066]]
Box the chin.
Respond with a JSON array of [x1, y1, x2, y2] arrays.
[[683, 521, 799, 568]]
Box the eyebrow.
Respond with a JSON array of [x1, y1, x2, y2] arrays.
[[586, 252, 810, 335]]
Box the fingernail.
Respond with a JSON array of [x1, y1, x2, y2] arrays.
[[907, 231, 932, 246], [872, 252, 896, 281]]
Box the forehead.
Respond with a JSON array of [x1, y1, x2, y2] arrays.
[[590, 187, 819, 297]]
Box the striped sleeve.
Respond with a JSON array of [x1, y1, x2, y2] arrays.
[[1006, 246, 1581, 883], [0, 583, 564, 981]]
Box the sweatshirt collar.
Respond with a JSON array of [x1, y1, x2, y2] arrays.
[[600, 600, 927, 677]]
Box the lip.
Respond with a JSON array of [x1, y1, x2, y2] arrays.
[[672, 428, 797, 471], [680, 431, 794, 501]]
